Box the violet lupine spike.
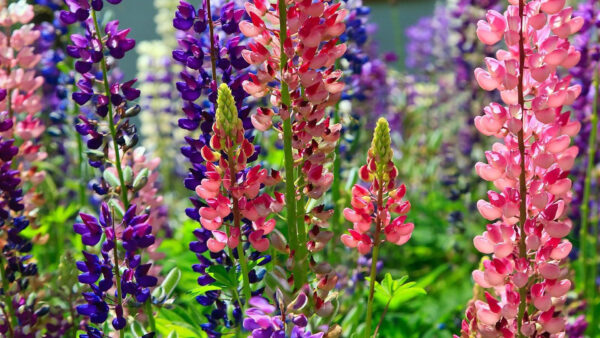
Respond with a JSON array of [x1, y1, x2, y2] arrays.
[[458, 0, 583, 336], [60, 0, 163, 334]]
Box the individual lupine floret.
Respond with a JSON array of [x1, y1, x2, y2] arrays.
[[458, 0, 583, 336]]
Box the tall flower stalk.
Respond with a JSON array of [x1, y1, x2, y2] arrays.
[[459, 0, 583, 336], [172, 1, 276, 334], [0, 1, 46, 335], [240, 0, 346, 290], [340, 118, 413, 337], [60, 0, 162, 335]]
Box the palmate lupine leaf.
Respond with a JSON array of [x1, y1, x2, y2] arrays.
[[368, 273, 426, 309]]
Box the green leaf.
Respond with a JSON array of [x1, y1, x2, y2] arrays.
[[207, 265, 237, 289], [370, 273, 426, 309]]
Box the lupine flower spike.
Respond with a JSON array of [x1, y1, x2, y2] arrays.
[[0, 0, 46, 335], [61, 0, 163, 336], [341, 117, 413, 338], [193, 83, 281, 304], [241, 0, 346, 292], [459, 0, 583, 336]]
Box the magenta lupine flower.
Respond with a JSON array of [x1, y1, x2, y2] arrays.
[[194, 83, 282, 253], [240, 0, 346, 108], [241, 0, 345, 286], [459, 0, 583, 336], [341, 118, 413, 254]]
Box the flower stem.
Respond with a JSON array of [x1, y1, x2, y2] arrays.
[[91, 9, 129, 210], [583, 44, 600, 337], [110, 207, 125, 338], [277, 0, 303, 289], [515, 1, 529, 336], [205, 0, 218, 84], [229, 150, 252, 305], [144, 299, 156, 333], [330, 106, 342, 252], [0, 257, 16, 338], [365, 180, 384, 338], [91, 10, 128, 337]]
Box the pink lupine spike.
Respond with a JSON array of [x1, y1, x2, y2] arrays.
[[460, 1, 582, 336]]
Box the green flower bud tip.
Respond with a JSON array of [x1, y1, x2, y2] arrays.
[[216, 83, 241, 138], [371, 117, 393, 169]]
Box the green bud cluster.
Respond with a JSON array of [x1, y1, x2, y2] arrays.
[[216, 83, 242, 139], [371, 117, 393, 175]]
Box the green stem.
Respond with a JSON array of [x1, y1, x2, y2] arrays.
[[586, 60, 600, 337], [205, 0, 218, 84], [0, 257, 16, 338], [91, 9, 129, 210], [365, 180, 384, 338], [277, 0, 303, 289], [110, 209, 125, 338], [91, 11, 128, 338], [144, 299, 156, 333], [373, 298, 392, 338], [515, 2, 529, 336], [236, 231, 252, 303], [229, 151, 252, 305]]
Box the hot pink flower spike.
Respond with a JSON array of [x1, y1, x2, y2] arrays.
[[195, 84, 282, 253], [241, 0, 346, 270], [458, 1, 581, 337], [341, 118, 413, 254]]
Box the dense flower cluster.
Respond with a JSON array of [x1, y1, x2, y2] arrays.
[[74, 203, 157, 330], [341, 118, 413, 254], [0, 0, 47, 216], [460, 0, 583, 336], [172, 0, 250, 139], [189, 86, 280, 334], [171, 0, 271, 334], [0, 1, 48, 334], [60, 0, 163, 335], [193, 83, 281, 253], [241, 0, 345, 294]]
